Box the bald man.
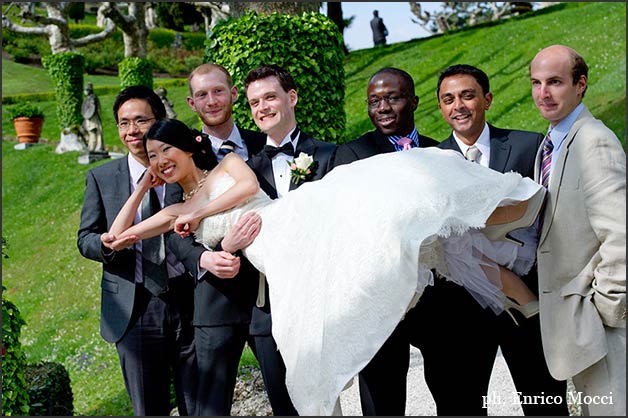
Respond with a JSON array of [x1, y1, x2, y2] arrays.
[[530, 45, 626, 416]]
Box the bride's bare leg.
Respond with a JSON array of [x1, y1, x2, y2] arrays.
[[486, 201, 528, 225], [479, 260, 537, 306]]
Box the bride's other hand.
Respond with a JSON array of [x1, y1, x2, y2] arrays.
[[222, 211, 262, 253], [174, 213, 200, 238], [200, 250, 241, 279], [138, 167, 165, 190], [101, 232, 139, 251]]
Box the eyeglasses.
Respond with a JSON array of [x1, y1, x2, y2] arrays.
[[366, 95, 410, 109], [117, 117, 155, 131]]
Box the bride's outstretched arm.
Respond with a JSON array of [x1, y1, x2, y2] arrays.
[[174, 153, 259, 236], [104, 170, 182, 249]]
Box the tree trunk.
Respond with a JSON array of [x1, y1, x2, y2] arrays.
[[326, 2, 348, 55]]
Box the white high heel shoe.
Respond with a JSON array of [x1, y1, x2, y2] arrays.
[[482, 186, 546, 246], [502, 297, 539, 326]]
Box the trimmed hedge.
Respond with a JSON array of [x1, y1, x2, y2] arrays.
[[205, 11, 345, 143], [119, 57, 154, 89], [2, 286, 30, 416], [42, 52, 85, 130], [25, 362, 74, 416]]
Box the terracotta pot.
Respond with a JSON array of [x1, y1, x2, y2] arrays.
[[13, 116, 44, 143]]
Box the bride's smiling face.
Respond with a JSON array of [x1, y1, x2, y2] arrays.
[[146, 139, 195, 184]]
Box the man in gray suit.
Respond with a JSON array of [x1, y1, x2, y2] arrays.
[[530, 45, 626, 416], [77, 86, 200, 415]]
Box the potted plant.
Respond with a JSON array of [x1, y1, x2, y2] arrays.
[[10, 102, 45, 144]]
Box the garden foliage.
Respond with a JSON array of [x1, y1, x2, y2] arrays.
[[205, 11, 346, 143], [42, 52, 85, 131]]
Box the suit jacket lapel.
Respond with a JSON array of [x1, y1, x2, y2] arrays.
[[373, 130, 396, 154], [488, 126, 511, 172], [249, 153, 278, 199], [289, 134, 317, 191], [538, 108, 591, 245]]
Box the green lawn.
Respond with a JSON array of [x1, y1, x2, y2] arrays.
[[2, 2, 626, 416]]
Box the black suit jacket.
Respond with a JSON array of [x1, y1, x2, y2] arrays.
[[334, 128, 439, 167], [438, 124, 542, 180], [167, 126, 267, 327], [246, 131, 337, 335], [77, 156, 190, 343]]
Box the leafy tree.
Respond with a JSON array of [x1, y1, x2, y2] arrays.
[[155, 2, 204, 31], [67, 1, 85, 23], [409, 2, 535, 34]]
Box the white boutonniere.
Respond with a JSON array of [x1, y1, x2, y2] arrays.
[[287, 152, 315, 184]]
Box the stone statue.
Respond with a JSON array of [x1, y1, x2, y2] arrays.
[[81, 83, 104, 152], [155, 86, 177, 119]]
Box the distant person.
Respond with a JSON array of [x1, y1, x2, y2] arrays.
[[370, 10, 388, 47], [530, 44, 626, 416]]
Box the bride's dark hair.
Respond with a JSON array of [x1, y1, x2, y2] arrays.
[[144, 119, 217, 171]]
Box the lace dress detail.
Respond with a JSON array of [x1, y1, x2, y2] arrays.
[[192, 147, 543, 415]]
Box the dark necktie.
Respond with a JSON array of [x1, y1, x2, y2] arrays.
[[263, 142, 294, 158], [218, 140, 237, 156], [140, 187, 167, 296], [263, 128, 300, 159], [540, 133, 553, 188]]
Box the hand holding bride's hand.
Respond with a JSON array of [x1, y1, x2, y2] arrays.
[[101, 232, 139, 252], [221, 212, 262, 253], [174, 213, 200, 238]]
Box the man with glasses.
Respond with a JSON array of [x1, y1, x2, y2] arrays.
[[78, 86, 200, 415], [334, 67, 438, 415]]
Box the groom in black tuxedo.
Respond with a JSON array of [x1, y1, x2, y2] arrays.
[[243, 64, 337, 415], [402, 64, 567, 415], [333, 67, 438, 416]]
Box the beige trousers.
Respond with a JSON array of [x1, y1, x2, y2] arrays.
[[572, 326, 626, 416]]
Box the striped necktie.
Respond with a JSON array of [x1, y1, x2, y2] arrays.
[[540, 133, 553, 188], [218, 140, 237, 157]]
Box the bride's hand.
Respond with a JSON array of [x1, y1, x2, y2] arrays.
[[174, 213, 200, 238], [139, 167, 165, 190], [221, 212, 262, 253], [101, 232, 139, 251]]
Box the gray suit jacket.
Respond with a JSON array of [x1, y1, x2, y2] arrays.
[[77, 156, 191, 342], [534, 106, 626, 379]]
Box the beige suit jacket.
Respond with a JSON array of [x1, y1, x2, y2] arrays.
[[534, 106, 626, 380]]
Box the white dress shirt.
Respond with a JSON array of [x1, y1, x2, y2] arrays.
[[269, 128, 300, 198], [453, 123, 491, 168]]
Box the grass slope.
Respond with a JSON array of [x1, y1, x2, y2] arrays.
[[1, 2, 626, 415]]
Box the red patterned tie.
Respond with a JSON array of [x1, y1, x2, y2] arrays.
[[540, 133, 553, 188]]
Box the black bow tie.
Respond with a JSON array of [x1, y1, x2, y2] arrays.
[[263, 142, 294, 158]]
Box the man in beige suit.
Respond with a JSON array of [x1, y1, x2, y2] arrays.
[[530, 44, 626, 416]]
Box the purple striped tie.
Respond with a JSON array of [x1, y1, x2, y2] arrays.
[[540, 133, 553, 188]]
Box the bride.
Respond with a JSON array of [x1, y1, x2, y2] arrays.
[[107, 118, 545, 416]]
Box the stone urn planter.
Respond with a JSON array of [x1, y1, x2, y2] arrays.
[[10, 102, 45, 143]]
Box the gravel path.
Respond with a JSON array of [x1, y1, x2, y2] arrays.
[[339, 346, 524, 416]]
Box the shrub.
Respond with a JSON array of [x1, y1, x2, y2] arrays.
[[2, 285, 30, 416], [25, 362, 74, 416], [9, 102, 45, 119], [42, 52, 85, 130], [119, 57, 154, 89], [205, 11, 346, 143]]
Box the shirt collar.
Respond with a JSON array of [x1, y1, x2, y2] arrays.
[[547, 102, 584, 151], [128, 153, 148, 186], [266, 127, 300, 150], [204, 124, 244, 151], [453, 122, 491, 157], [388, 127, 419, 147]]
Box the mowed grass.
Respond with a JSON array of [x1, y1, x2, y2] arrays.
[[1, 2, 625, 415]]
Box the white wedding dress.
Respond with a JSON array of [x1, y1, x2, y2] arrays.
[[194, 147, 541, 416]]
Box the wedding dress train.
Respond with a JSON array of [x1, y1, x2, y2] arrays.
[[194, 147, 542, 415]]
